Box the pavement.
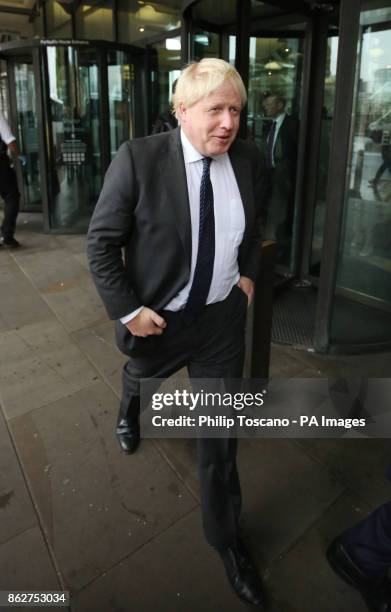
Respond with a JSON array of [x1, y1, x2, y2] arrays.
[[0, 212, 390, 612]]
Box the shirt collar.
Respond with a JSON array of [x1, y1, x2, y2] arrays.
[[275, 112, 286, 128], [180, 128, 227, 165], [180, 129, 204, 164]]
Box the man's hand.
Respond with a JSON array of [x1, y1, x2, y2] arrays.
[[126, 307, 167, 337], [237, 276, 254, 306]]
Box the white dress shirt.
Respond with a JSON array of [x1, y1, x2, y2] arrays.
[[270, 112, 286, 167], [121, 129, 245, 324], [0, 112, 16, 146]]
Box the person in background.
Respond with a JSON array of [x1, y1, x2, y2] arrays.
[[0, 111, 26, 249], [260, 94, 298, 260], [151, 79, 178, 134]]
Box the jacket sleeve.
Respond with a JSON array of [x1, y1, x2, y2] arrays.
[[240, 141, 268, 281], [86, 141, 141, 320]]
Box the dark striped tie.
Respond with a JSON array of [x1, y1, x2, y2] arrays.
[[183, 157, 215, 322], [266, 120, 276, 169]]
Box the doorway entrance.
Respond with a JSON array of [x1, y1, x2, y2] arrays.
[[0, 38, 146, 232]]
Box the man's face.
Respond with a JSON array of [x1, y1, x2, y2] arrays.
[[263, 97, 284, 118], [179, 79, 242, 156]]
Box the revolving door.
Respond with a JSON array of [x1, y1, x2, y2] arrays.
[[0, 39, 146, 232]]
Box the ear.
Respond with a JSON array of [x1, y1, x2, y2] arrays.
[[178, 102, 188, 123]]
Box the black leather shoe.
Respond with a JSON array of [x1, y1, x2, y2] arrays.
[[116, 418, 140, 454], [327, 537, 391, 612], [218, 539, 265, 607], [0, 237, 20, 248]]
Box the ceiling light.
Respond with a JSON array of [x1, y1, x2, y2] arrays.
[[139, 26, 145, 32], [265, 61, 282, 70], [166, 38, 181, 51]]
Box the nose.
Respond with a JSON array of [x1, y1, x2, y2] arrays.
[[220, 109, 235, 130]]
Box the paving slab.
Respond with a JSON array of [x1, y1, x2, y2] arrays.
[[9, 382, 198, 591], [0, 254, 52, 331], [11, 247, 89, 292], [265, 491, 371, 612], [71, 508, 252, 612], [0, 319, 99, 419], [72, 321, 126, 397], [154, 438, 199, 499], [269, 345, 314, 378], [0, 525, 63, 612], [294, 438, 391, 508], [41, 278, 107, 333], [0, 409, 37, 546], [153, 438, 345, 570], [234, 439, 345, 567]]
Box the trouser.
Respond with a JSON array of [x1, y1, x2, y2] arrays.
[[341, 501, 391, 578], [0, 155, 20, 240], [118, 284, 248, 549]]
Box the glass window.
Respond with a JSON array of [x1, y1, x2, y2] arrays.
[[310, 35, 339, 276], [45, 0, 72, 38], [107, 51, 135, 157], [46, 46, 102, 231], [14, 63, 41, 209], [247, 36, 304, 268], [76, 2, 114, 41], [118, 0, 181, 46], [149, 37, 181, 133], [331, 5, 391, 345], [191, 31, 219, 61]]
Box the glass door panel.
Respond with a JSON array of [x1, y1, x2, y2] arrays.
[[331, 5, 391, 345], [148, 37, 181, 133], [247, 35, 304, 270], [46, 46, 101, 231], [13, 62, 42, 210], [309, 35, 339, 277], [107, 51, 134, 159]]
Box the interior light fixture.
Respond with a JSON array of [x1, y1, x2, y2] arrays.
[[166, 38, 181, 51], [139, 26, 145, 32], [264, 61, 282, 70]]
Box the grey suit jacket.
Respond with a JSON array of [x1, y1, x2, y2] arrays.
[[87, 128, 267, 324]]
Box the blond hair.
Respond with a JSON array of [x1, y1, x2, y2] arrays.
[[172, 58, 247, 118]]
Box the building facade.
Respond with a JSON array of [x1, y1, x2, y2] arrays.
[[0, 0, 390, 354]]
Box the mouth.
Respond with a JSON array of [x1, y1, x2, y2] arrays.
[[213, 135, 232, 143]]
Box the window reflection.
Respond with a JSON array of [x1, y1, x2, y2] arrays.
[[149, 37, 181, 133], [108, 52, 134, 158], [247, 36, 303, 267], [331, 6, 391, 346], [336, 9, 391, 305], [47, 46, 101, 231]]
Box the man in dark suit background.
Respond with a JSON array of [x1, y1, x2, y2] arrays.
[[261, 94, 298, 262], [87, 58, 267, 607]]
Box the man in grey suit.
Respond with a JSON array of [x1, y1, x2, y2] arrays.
[[87, 58, 267, 608]]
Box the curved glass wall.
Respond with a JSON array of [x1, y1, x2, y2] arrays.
[[46, 45, 102, 230], [248, 35, 304, 268], [149, 36, 182, 132], [0, 39, 145, 233], [108, 51, 135, 158], [330, 5, 391, 347]]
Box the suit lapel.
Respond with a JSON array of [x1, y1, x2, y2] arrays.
[[158, 128, 192, 268]]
